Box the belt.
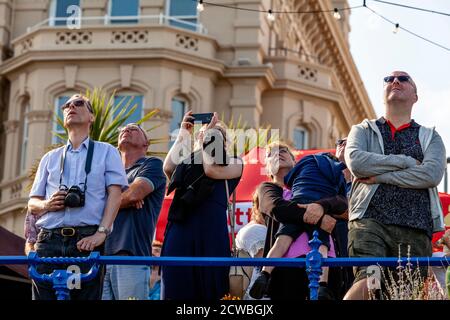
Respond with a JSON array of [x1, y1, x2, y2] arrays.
[[42, 225, 98, 237]]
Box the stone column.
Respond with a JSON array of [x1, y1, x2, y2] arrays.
[[140, 0, 165, 16], [0, 0, 12, 63], [2, 119, 19, 181], [81, 0, 107, 25], [27, 110, 53, 170], [229, 78, 263, 128]]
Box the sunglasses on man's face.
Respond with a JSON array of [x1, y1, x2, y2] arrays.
[[62, 99, 86, 111], [383, 75, 411, 83]]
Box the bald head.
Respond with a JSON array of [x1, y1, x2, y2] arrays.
[[383, 70, 418, 108], [391, 70, 417, 93]]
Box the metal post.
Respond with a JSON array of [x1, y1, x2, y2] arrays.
[[306, 230, 323, 300], [445, 167, 448, 194], [28, 252, 100, 300]]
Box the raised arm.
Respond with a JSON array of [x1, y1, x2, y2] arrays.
[[163, 111, 194, 179], [345, 124, 417, 178], [121, 158, 166, 209]]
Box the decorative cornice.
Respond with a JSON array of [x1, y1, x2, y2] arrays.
[[300, 0, 376, 123], [147, 108, 171, 121], [3, 119, 19, 133], [27, 110, 53, 123]]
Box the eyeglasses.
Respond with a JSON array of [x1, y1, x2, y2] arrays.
[[62, 98, 93, 113], [62, 99, 85, 110], [383, 75, 411, 83], [119, 123, 148, 139], [335, 139, 347, 146], [266, 147, 289, 158]]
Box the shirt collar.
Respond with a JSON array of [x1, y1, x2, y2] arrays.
[[125, 156, 147, 171], [379, 117, 417, 129], [66, 137, 90, 151]]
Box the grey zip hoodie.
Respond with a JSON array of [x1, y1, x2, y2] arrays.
[[344, 118, 446, 233]]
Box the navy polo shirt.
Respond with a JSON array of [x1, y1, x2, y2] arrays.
[[105, 157, 166, 256]]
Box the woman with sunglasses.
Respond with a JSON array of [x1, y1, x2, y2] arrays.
[[161, 111, 243, 300]]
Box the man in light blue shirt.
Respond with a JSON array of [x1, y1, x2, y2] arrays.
[[28, 94, 128, 300]]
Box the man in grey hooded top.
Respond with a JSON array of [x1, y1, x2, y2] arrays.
[[343, 71, 446, 300]]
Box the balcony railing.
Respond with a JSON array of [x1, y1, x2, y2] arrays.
[[0, 232, 448, 300], [27, 14, 207, 35], [11, 16, 215, 61]]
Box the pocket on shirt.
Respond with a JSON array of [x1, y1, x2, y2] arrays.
[[87, 164, 106, 190]]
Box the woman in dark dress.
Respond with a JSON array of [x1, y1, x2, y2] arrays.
[[161, 111, 243, 300]]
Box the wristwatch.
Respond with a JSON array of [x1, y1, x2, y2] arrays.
[[97, 226, 110, 236]]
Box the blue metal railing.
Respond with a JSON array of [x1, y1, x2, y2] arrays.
[[1, 231, 449, 300]]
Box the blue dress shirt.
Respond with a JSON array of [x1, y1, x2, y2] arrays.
[[30, 138, 128, 229]]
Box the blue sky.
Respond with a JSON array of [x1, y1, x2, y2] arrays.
[[347, 0, 450, 191]]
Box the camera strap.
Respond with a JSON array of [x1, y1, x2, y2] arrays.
[[59, 139, 95, 192], [225, 180, 237, 256]]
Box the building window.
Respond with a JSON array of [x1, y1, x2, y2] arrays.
[[169, 97, 187, 148], [50, 0, 80, 26], [109, 0, 139, 24], [53, 96, 70, 144], [167, 0, 198, 31], [113, 94, 144, 125], [19, 101, 31, 174], [293, 126, 308, 150]]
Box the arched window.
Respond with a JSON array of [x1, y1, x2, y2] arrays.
[[49, 0, 80, 26], [19, 99, 31, 174], [293, 126, 309, 150], [169, 97, 188, 148], [108, 0, 139, 24], [166, 0, 198, 31], [53, 95, 72, 144], [113, 92, 144, 125]]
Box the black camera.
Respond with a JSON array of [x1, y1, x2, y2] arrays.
[[59, 185, 85, 208]]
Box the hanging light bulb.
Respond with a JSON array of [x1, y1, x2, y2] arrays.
[[333, 8, 341, 20], [267, 9, 275, 22], [197, 0, 204, 13], [393, 23, 399, 34]]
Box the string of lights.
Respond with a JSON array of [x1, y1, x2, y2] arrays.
[[194, 0, 450, 53], [365, 5, 450, 52], [371, 0, 450, 17]]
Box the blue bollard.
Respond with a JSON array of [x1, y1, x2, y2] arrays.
[[306, 230, 323, 300], [28, 251, 100, 300]]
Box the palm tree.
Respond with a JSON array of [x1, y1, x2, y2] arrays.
[[222, 113, 279, 157], [27, 87, 168, 190], [54, 88, 167, 153]]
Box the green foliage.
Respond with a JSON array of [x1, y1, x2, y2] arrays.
[[53, 88, 167, 151], [221, 113, 279, 157]]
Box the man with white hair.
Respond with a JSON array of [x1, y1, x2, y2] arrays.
[[103, 123, 166, 300]]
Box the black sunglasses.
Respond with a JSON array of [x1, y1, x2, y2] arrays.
[[383, 75, 411, 83], [62, 99, 94, 113], [62, 99, 85, 110], [335, 139, 347, 146]]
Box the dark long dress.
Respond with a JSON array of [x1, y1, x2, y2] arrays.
[[161, 175, 240, 300]]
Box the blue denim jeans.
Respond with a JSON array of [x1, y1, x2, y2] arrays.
[[31, 226, 104, 300], [102, 264, 150, 300]]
